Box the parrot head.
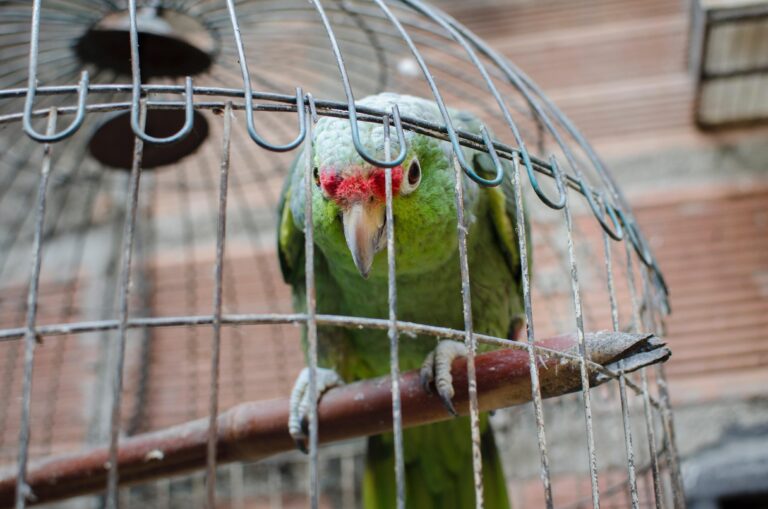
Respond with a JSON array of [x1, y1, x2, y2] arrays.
[[314, 156, 418, 278], [305, 94, 466, 279]]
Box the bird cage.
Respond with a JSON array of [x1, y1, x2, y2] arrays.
[[0, 1, 684, 508]]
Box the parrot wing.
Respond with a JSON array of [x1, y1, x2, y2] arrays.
[[473, 149, 529, 284], [277, 155, 304, 286], [451, 109, 529, 313]]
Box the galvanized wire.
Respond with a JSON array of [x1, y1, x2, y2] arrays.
[[560, 165, 601, 509], [450, 153, 486, 509], [205, 100, 232, 508], [383, 116, 406, 509], [126, 166, 157, 437], [642, 269, 685, 509], [302, 97, 320, 509], [625, 240, 663, 509], [510, 156, 554, 508], [105, 99, 147, 509], [601, 227, 640, 509], [14, 109, 57, 509]]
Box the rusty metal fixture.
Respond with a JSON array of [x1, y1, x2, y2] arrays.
[[0, 331, 669, 508]]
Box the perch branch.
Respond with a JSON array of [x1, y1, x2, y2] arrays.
[[0, 331, 669, 507]]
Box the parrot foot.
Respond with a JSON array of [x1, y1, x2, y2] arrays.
[[419, 340, 467, 417], [288, 367, 344, 454]]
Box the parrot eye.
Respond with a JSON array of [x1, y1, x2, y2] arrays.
[[401, 158, 421, 195], [313, 167, 320, 187]]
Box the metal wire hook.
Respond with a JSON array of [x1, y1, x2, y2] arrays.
[[631, 226, 654, 268], [652, 267, 670, 306], [461, 127, 504, 187], [402, 0, 535, 188], [23, 0, 89, 142], [309, 0, 405, 166], [125, 0, 195, 144], [579, 178, 624, 241], [615, 207, 653, 267], [527, 154, 566, 209], [434, 11, 604, 197], [366, 0, 503, 182], [23, 71, 89, 143], [244, 86, 306, 152], [225, 0, 306, 151], [130, 77, 196, 145], [350, 104, 408, 168]]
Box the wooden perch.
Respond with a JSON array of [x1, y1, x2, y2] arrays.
[[0, 331, 669, 507]]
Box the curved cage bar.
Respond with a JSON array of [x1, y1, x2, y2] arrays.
[[22, 72, 90, 143], [129, 77, 196, 144], [0, 1, 680, 509]]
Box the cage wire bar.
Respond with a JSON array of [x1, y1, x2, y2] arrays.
[[644, 269, 685, 509], [601, 218, 640, 509], [103, 95, 146, 509], [205, 99, 232, 509], [559, 164, 601, 509], [0, 0, 683, 508], [625, 238, 664, 508], [302, 94, 321, 509], [383, 116, 407, 509], [14, 109, 57, 509], [510, 152, 554, 508]]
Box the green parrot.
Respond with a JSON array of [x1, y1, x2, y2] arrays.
[[278, 93, 526, 509]]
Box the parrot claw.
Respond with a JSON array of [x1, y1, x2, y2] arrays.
[[294, 438, 308, 455], [440, 392, 458, 417], [419, 340, 467, 417], [419, 350, 435, 394], [288, 367, 344, 454]]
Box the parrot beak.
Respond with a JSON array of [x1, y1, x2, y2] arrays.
[[342, 201, 386, 278]]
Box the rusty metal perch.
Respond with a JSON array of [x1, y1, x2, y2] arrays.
[[0, 331, 669, 507]]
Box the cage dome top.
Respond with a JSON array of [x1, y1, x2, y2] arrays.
[[0, 0, 667, 303]]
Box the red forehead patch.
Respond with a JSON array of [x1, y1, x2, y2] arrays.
[[320, 166, 403, 204]]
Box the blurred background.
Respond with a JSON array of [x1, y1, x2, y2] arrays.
[[0, 0, 766, 507]]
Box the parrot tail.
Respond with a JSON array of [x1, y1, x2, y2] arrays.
[[362, 415, 510, 509]]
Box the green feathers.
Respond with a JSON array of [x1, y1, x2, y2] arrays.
[[363, 418, 510, 509], [277, 93, 523, 508]]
